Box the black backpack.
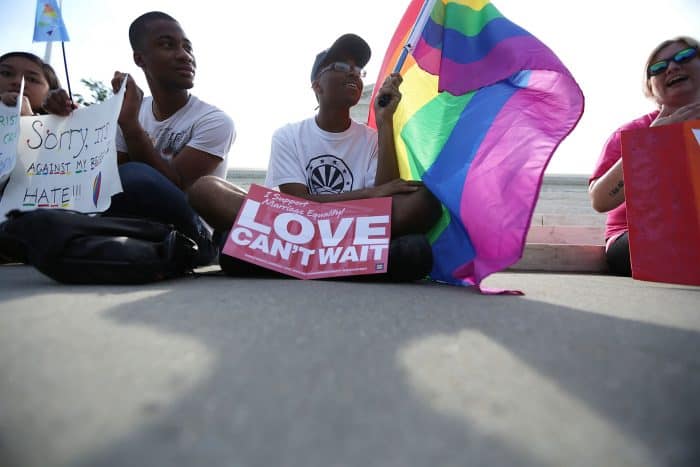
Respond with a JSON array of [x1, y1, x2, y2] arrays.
[[0, 209, 198, 284]]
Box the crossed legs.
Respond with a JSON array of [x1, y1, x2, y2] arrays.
[[187, 176, 442, 237], [187, 177, 442, 279]]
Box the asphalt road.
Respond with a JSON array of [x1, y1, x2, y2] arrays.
[[1, 265, 699, 467]]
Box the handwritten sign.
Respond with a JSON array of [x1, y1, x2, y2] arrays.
[[0, 81, 125, 216], [222, 184, 392, 279], [0, 78, 24, 190]]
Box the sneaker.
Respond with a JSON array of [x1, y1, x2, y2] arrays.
[[384, 234, 433, 282]]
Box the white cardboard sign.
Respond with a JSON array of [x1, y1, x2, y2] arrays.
[[0, 82, 125, 215], [0, 78, 24, 189]]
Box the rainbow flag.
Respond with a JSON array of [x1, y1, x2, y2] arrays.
[[33, 0, 70, 42], [369, 0, 584, 287]]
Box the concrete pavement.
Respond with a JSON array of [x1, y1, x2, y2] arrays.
[[1, 265, 699, 467]]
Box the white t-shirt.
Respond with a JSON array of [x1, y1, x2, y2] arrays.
[[116, 95, 235, 179], [265, 117, 378, 194]]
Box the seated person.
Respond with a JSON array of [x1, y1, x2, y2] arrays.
[[589, 36, 700, 276], [0, 52, 63, 116], [106, 11, 235, 265], [188, 34, 441, 281], [0, 52, 74, 263], [1, 53, 72, 196]]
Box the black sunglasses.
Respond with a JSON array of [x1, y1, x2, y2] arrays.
[[647, 47, 698, 77], [317, 62, 366, 79]]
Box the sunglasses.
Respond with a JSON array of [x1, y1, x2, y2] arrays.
[[647, 47, 698, 77], [317, 62, 366, 79]]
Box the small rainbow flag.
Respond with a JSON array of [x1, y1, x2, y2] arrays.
[[369, 0, 584, 287], [33, 0, 70, 42]]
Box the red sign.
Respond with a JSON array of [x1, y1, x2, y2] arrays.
[[222, 184, 392, 279], [621, 119, 700, 286]]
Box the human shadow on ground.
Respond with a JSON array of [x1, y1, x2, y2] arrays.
[[3, 270, 700, 467], [0, 264, 209, 305]]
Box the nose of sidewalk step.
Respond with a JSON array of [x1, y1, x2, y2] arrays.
[[512, 243, 607, 273]]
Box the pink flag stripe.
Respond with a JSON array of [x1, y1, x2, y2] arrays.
[[413, 35, 571, 94], [454, 70, 584, 283]]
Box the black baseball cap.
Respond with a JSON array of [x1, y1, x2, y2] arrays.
[[310, 33, 371, 82]]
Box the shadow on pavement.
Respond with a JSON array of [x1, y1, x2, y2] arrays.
[[43, 275, 699, 467]]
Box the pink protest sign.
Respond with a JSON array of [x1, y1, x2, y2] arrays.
[[621, 120, 700, 286], [222, 184, 392, 279]]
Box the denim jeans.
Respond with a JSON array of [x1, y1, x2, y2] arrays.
[[104, 162, 217, 265]]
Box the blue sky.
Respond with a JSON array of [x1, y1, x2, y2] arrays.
[[4, 0, 700, 173]]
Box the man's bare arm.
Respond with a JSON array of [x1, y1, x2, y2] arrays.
[[374, 73, 403, 185], [112, 72, 222, 190], [279, 179, 423, 203]]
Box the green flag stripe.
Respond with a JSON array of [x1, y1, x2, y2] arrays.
[[399, 90, 474, 179], [428, 207, 452, 244], [430, 2, 502, 37], [399, 90, 475, 241]]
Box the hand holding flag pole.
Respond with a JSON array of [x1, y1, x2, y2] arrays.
[[33, 0, 73, 104], [377, 0, 437, 107]]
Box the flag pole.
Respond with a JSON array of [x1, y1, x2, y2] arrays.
[[56, 0, 73, 103], [61, 41, 73, 103], [43, 42, 52, 63], [377, 0, 437, 106], [392, 0, 436, 73]]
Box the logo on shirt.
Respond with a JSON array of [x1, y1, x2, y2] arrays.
[[306, 155, 354, 194], [162, 130, 186, 156], [152, 126, 189, 161]]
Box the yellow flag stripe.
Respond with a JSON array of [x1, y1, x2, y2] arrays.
[[393, 63, 440, 178]]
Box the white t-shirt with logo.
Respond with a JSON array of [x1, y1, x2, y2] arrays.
[[264, 117, 378, 194], [116, 95, 235, 179]]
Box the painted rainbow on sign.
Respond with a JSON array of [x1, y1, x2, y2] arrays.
[[369, 0, 584, 286], [92, 172, 101, 207]]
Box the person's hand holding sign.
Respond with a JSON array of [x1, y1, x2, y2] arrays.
[[112, 72, 143, 129], [42, 88, 78, 116], [0, 92, 33, 116], [371, 179, 423, 198], [651, 101, 700, 127]]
